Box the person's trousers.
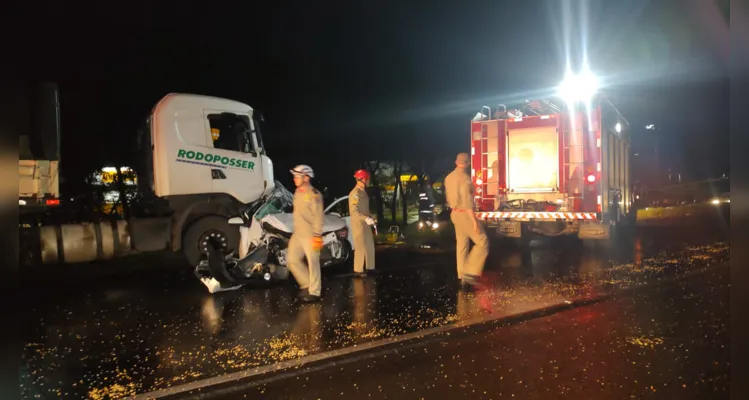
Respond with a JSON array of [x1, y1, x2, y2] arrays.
[[351, 221, 376, 273], [450, 212, 489, 282], [287, 233, 322, 296]]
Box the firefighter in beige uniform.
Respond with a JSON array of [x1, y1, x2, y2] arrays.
[[288, 165, 325, 303], [444, 153, 489, 289], [349, 169, 376, 276]]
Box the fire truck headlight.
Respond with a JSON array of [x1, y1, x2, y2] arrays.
[[475, 178, 483, 185], [557, 69, 598, 104]]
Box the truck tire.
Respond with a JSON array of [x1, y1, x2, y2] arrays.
[[182, 215, 240, 267]]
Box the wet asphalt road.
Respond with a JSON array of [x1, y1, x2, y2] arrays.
[[20, 222, 728, 399], [224, 262, 729, 400]]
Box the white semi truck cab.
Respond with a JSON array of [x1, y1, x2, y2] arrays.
[[142, 94, 275, 203], [34, 93, 277, 267]]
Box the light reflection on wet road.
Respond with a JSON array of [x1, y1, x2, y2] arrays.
[[231, 262, 730, 399], [20, 224, 728, 399]]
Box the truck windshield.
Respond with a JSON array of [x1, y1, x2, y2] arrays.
[[252, 114, 266, 154]]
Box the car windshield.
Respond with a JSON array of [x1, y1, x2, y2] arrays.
[[251, 181, 294, 220], [324, 196, 350, 217], [255, 197, 292, 220]]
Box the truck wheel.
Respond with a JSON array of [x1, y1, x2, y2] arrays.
[[183, 216, 240, 267]]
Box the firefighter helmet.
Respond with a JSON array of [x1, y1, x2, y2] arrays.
[[290, 164, 315, 178], [354, 169, 370, 181]]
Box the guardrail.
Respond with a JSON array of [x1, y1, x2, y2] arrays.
[[636, 201, 729, 226]]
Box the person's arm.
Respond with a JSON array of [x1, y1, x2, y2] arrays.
[[459, 178, 481, 232], [444, 176, 453, 209], [311, 192, 324, 237]]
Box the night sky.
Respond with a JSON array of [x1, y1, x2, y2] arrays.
[[29, 0, 729, 196]]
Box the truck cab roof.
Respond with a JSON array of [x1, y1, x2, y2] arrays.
[[152, 93, 254, 116]]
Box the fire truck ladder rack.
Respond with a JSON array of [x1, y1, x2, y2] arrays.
[[480, 99, 565, 121], [522, 99, 563, 116]]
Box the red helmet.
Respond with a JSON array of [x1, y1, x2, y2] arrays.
[[354, 169, 370, 181]]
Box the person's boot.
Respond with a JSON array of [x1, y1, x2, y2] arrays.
[[353, 271, 368, 278], [460, 275, 486, 293], [299, 293, 321, 303]]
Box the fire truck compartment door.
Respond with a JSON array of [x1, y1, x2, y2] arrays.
[[507, 126, 559, 192]]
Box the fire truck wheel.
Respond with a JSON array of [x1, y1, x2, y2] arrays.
[[182, 216, 240, 267]]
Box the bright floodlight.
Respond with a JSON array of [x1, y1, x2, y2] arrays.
[[557, 69, 599, 104], [615, 122, 622, 133]]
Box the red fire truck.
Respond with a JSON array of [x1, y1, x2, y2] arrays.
[[470, 95, 635, 245]]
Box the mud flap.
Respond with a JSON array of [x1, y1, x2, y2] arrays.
[[578, 222, 610, 240], [238, 226, 252, 259], [198, 238, 248, 293], [495, 221, 521, 238]]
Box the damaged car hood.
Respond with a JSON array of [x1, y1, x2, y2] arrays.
[[260, 213, 347, 234]]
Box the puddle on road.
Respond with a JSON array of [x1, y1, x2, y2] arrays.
[[20, 241, 729, 399]]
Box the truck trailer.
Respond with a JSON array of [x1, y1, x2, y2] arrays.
[[15, 82, 62, 220], [471, 96, 635, 245]]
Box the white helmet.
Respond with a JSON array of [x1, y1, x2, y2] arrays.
[[290, 164, 315, 178]]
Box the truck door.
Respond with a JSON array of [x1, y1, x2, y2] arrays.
[[205, 112, 265, 204]]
